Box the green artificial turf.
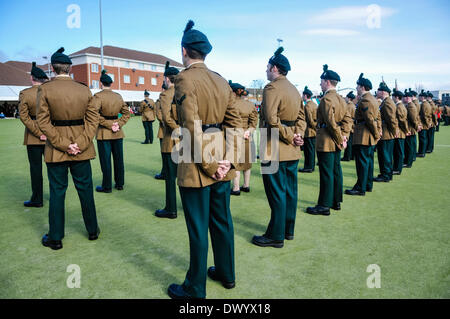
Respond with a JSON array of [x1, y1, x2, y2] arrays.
[[0, 117, 448, 298]]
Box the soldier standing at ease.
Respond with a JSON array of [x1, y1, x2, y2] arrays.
[[93, 70, 130, 193], [154, 87, 166, 180], [345, 73, 379, 196], [299, 86, 317, 173], [409, 89, 420, 161], [37, 47, 100, 250], [392, 89, 409, 175], [426, 91, 437, 153], [19, 62, 49, 207], [139, 90, 155, 144], [341, 91, 357, 161], [253, 47, 306, 246], [306, 65, 351, 215], [403, 90, 420, 168], [155, 62, 180, 219], [167, 20, 241, 299], [417, 90, 432, 157]]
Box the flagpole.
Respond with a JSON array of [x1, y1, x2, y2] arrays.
[[99, 0, 104, 71]]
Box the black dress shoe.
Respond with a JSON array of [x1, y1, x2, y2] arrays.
[[285, 234, 294, 240], [24, 201, 43, 208], [416, 153, 425, 158], [426, 151, 431, 153], [331, 203, 341, 211], [42, 234, 62, 250], [240, 186, 250, 193], [114, 185, 124, 190], [345, 189, 365, 196], [305, 205, 330, 216], [154, 174, 165, 180], [252, 235, 284, 248], [207, 266, 235, 289], [230, 190, 240, 196], [392, 171, 400, 175], [167, 284, 199, 299], [373, 176, 389, 182], [155, 209, 177, 219], [366, 189, 372, 192], [96, 186, 112, 193], [88, 227, 100, 240], [341, 158, 350, 161], [298, 168, 313, 173], [141, 141, 150, 144]]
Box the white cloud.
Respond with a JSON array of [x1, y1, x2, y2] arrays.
[[302, 28, 360, 36]]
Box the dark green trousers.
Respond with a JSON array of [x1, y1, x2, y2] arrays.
[[262, 160, 299, 241], [26, 145, 45, 204], [342, 132, 354, 160], [142, 121, 154, 143], [404, 135, 415, 167], [317, 151, 342, 208], [179, 181, 235, 298], [97, 139, 124, 190], [418, 129, 428, 155], [426, 127, 435, 152], [445, 116, 450, 126], [353, 145, 374, 192], [162, 152, 177, 212], [46, 160, 98, 241], [376, 139, 394, 180], [159, 138, 165, 176], [302, 137, 316, 170], [393, 138, 405, 173], [412, 134, 417, 161]]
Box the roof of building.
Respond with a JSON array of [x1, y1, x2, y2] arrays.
[[4, 61, 48, 73], [0, 63, 32, 86], [70, 45, 183, 68]]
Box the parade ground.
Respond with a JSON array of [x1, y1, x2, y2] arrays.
[[0, 117, 448, 299]]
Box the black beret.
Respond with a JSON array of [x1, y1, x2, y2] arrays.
[[346, 90, 356, 99], [392, 89, 404, 98], [320, 64, 340, 82], [427, 91, 433, 98], [268, 47, 291, 73], [356, 73, 372, 90], [377, 82, 391, 94], [419, 89, 427, 97], [31, 62, 48, 80], [181, 20, 212, 55], [100, 69, 113, 85], [228, 80, 245, 92], [164, 61, 179, 77], [403, 89, 412, 97], [144, 90, 150, 96], [303, 86, 313, 97], [51, 47, 72, 65], [408, 88, 418, 96]]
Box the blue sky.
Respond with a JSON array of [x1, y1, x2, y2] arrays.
[[1, 0, 449, 92]]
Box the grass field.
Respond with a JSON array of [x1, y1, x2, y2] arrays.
[[0, 116, 449, 299]]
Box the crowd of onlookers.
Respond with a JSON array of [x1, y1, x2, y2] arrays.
[[0, 102, 19, 118]]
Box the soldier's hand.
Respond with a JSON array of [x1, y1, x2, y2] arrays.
[[112, 122, 120, 133], [243, 130, 250, 140], [68, 143, 81, 155], [40, 135, 47, 141], [292, 134, 304, 146]]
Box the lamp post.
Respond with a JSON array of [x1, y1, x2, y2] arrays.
[[99, 0, 104, 71]]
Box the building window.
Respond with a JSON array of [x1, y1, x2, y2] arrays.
[[151, 65, 156, 71], [123, 75, 130, 83], [70, 74, 74, 79], [109, 74, 114, 82], [91, 64, 99, 73], [138, 63, 144, 70], [138, 76, 145, 85], [124, 61, 130, 68], [106, 58, 114, 66], [92, 80, 99, 89], [151, 78, 157, 86]]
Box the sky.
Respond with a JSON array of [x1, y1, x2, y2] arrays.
[[1, 0, 450, 93]]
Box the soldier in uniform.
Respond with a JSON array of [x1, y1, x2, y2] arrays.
[[228, 81, 258, 195], [299, 86, 317, 173], [155, 62, 180, 219], [444, 104, 450, 126], [417, 90, 432, 157], [345, 73, 379, 196], [139, 90, 155, 144], [93, 70, 130, 193], [154, 88, 166, 180], [36, 47, 100, 250], [167, 20, 241, 299], [306, 65, 351, 215], [392, 89, 409, 175], [403, 90, 420, 168], [341, 91, 357, 161], [253, 47, 306, 245], [409, 89, 421, 161], [19, 62, 49, 207], [426, 91, 437, 153], [374, 82, 398, 182]]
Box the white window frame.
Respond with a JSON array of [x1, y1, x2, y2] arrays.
[[91, 63, 99, 73], [123, 75, 130, 84], [92, 80, 99, 89], [124, 61, 130, 68], [151, 65, 156, 71], [151, 78, 157, 86], [109, 74, 115, 82], [138, 76, 145, 85]]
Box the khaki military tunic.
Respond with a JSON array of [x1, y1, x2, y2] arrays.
[[406, 102, 420, 135], [353, 92, 380, 146], [396, 101, 409, 139], [413, 99, 421, 127], [36, 75, 99, 163], [160, 86, 180, 153], [139, 98, 155, 121], [174, 62, 241, 188], [346, 101, 356, 133], [429, 100, 438, 126], [316, 89, 352, 152], [304, 100, 317, 138], [234, 98, 258, 171], [380, 97, 399, 140], [19, 85, 46, 145], [259, 75, 306, 161], [93, 89, 130, 140], [155, 99, 164, 139], [420, 100, 433, 129]]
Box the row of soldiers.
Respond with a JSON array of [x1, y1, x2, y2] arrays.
[[18, 20, 444, 300]]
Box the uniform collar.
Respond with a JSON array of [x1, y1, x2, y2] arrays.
[[186, 61, 206, 69], [324, 88, 336, 95], [54, 74, 72, 80], [271, 75, 286, 83]]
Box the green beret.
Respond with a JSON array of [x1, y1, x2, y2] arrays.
[[427, 91, 433, 98], [51, 47, 72, 65], [228, 80, 245, 92], [346, 91, 356, 99], [144, 90, 150, 96], [31, 62, 48, 80], [181, 20, 212, 55], [268, 47, 291, 73], [320, 64, 340, 82], [377, 82, 391, 94], [100, 69, 113, 85], [392, 89, 404, 98], [403, 89, 412, 97], [303, 86, 313, 97], [419, 89, 427, 97], [356, 73, 372, 90], [164, 61, 179, 77], [408, 88, 418, 96]]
